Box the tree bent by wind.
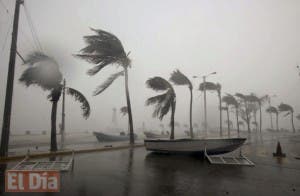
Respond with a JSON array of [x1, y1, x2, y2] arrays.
[[19, 52, 91, 152], [75, 28, 135, 144], [199, 82, 223, 136], [278, 103, 295, 133], [222, 94, 240, 137], [146, 77, 176, 139], [170, 70, 194, 138], [266, 106, 279, 131]]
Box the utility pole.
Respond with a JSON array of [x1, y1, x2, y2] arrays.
[[60, 79, 66, 149], [0, 0, 23, 157]]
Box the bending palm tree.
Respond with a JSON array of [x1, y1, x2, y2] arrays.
[[20, 52, 91, 151], [222, 94, 240, 137], [170, 70, 194, 138], [75, 28, 135, 144], [199, 82, 222, 136], [235, 93, 251, 133], [146, 77, 176, 139], [278, 103, 295, 133], [266, 106, 279, 131], [248, 94, 268, 133]]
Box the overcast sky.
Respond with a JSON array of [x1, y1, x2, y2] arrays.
[[0, 0, 300, 134]]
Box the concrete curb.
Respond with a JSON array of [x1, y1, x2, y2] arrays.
[[0, 143, 145, 162]]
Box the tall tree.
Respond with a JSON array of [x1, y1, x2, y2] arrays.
[[199, 82, 223, 136], [75, 28, 135, 144], [146, 77, 176, 139], [266, 106, 279, 131], [235, 93, 251, 133], [222, 94, 240, 137], [278, 103, 296, 133], [247, 94, 268, 132], [170, 70, 194, 138], [19, 52, 91, 151]]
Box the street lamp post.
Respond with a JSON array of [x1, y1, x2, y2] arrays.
[[194, 72, 216, 137]]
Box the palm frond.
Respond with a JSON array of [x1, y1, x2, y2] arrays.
[[120, 106, 128, 116], [235, 93, 246, 100], [278, 103, 294, 113], [146, 77, 172, 91], [19, 61, 62, 90], [93, 70, 124, 96], [170, 70, 192, 88], [75, 28, 130, 72], [145, 92, 168, 106], [66, 87, 91, 119], [23, 51, 54, 65], [266, 106, 278, 114], [199, 82, 218, 91], [222, 94, 238, 107]]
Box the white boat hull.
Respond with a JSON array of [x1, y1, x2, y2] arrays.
[[144, 138, 246, 155]]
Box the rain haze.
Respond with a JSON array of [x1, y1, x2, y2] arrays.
[[0, 0, 300, 134]]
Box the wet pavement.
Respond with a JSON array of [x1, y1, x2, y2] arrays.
[[0, 131, 300, 196]]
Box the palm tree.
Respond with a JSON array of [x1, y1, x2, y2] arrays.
[[19, 52, 91, 151], [266, 106, 279, 131], [222, 94, 240, 137], [248, 94, 268, 132], [278, 103, 296, 133], [146, 77, 176, 139], [170, 70, 194, 138], [235, 93, 251, 133], [75, 28, 135, 144], [199, 82, 222, 136]]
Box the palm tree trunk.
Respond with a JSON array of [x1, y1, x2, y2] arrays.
[[218, 93, 222, 137], [291, 112, 295, 133], [170, 101, 176, 140], [269, 113, 273, 130], [259, 104, 262, 133], [226, 105, 230, 137], [276, 113, 279, 131], [51, 101, 58, 152], [236, 106, 240, 137], [245, 101, 250, 133], [189, 88, 194, 138], [254, 111, 257, 131], [124, 67, 134, 144]]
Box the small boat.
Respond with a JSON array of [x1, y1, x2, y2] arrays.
[[144, 131, 169, 139], [93, 132, 137, 142], [144, 137, 246, 155]]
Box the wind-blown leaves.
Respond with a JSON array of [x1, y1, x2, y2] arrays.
[[75, 28, 130, 74], [66, 87, 91, 119], [266, 106, 278, 114], [222, 94, 238, 107], [23, 51, 54, 66], [19, 52, 62, 90], [146, 77, 176, 120], [278, 103, 294, 113], [170, 70, 192, 89], [93, 70, 124, 96], [199, 82, 218, 91], [146, 77, 172, 91]]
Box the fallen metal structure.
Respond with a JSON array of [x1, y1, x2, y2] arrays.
[[205, 148, 255, 166], [11, 152, 75, 172]]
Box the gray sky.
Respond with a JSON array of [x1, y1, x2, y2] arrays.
[[0, 0, 300, 134]]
